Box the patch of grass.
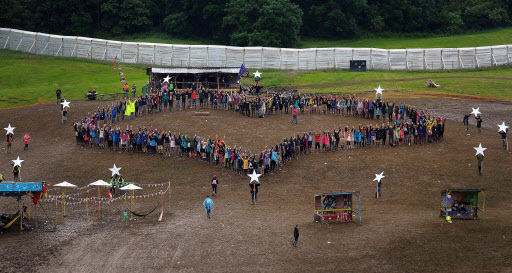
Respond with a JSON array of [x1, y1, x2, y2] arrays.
[[301, 28, 512, 49], [105, 28, 512, 49], [0, 50, 149, 108], [1, 49, 512, 109], [241, 68, 512, 101]]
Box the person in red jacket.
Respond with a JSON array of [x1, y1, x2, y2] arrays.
[[314, 131, 321, 151], [291, 107, 298, 124]]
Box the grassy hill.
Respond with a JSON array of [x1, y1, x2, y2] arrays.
[[112, 28, 512, 49], [1, 49, 512, 109], [300, 28, 512, 49]]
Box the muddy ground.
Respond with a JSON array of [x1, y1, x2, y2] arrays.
[[0, 96, 511, 272]]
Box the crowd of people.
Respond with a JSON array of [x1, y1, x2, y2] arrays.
[[72, 85, 448, 177]]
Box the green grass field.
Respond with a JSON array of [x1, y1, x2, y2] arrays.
[[112, 28, 512, 49], [300, 28, 512, 49], [1, 49, 512, 109], [0, 50, 150, 108]]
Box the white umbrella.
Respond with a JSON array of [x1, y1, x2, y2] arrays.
[[54, 181, 77, 187], [89, 180, 111, 186], [120, 184, 143, 190], [89, 180, 111, 219], [53, 181, 76, 221], [120, 184, 143, 221]]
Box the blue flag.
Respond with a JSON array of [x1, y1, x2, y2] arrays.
[[237, 64, 248, 81]]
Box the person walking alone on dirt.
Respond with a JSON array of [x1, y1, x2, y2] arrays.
[[6, 133, 13, 154], [293, 224, 300, 247], [203, 196, 213, 218], [62, 107, 68, 124], [499, 128, 508, 151], [476, 154, 484, 175], [475, 115, 482, 134], [463, 113, 470, 131], [250, 181, 260, 205], [376, 180, 382, 198], [56, 88, 62, 104], [291, 107, 298, 124], [211, 175, 219, 196], [12, 163, 20, 182], [23, 133, 30, 150]]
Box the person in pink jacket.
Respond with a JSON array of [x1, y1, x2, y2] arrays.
[[23, 133, 30, 150], [321, 131, 330, 150], [291, 107, 298, 124]]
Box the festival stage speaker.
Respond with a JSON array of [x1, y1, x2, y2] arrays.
[[350, 60, 367, 72]]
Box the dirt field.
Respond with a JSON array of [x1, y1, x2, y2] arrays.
[[0, 97, 511, 272]]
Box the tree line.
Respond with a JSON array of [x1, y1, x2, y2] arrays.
[[1, 0, 511, 48]]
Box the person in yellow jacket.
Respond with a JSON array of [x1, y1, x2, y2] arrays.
[[242, 155, 249, 175]]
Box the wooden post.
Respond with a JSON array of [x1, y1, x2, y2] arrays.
[[217, 72, 220, 92], [168, 182, 171, 214], [54, 198, 58, 228], [92, 198, 95, 225], [482, 190, 486, 221], [160, 190, 164, 221], [61, 191, 64, 222], [131, 190, 134, 220], [98, 186, 101, 219], [86, 198, 89, 230], [19, 196, 22, 231], [27, 196, 30, 220]]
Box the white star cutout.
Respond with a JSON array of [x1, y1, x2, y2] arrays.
[[498, 122, 509, 133], [375, 86, 384, 95], [163, 75, 171, 83], [248, 170, 262, 183], [12, 156, 24, 167], [471, 108, 481, 116], [253, 71, 262, 78], [61, 100, 71, 108], [474, 143, 487, 156], [4, 124, 15, 135], [109, 164, 121, 176], [373, 172, 385, 183]]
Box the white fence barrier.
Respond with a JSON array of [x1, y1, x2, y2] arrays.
[[1, 28, 511, 70]]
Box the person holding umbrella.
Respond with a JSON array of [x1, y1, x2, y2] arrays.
[[203, 196, 213, 219]]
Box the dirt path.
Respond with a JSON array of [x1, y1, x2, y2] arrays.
[[0, 97, 511, 272]]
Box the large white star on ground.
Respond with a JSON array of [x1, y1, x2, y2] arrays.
[[248, 170, 262, 183], [12, 156, 24, 167], [498, 122, 509, 133], [61, 100, 71, 108], [253, 71, 262, 78], [373, 172, 385, 183], [471, 107, 481, 116], [474, 143, 487, 156], [109, 164, 121, 176], [4, 124, 15, 135], [163, 75, 171, 83], [375, 86, 384, 96]]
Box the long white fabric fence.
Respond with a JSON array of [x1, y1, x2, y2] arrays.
[[2, 28, 511, 70]]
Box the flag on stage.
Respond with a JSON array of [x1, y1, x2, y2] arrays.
[[237, 64, 248, 81]]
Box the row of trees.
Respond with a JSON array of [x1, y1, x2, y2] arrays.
[[1, 0, 512, 47]]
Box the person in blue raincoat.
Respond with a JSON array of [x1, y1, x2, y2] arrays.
[[203, 196, 213, 219]]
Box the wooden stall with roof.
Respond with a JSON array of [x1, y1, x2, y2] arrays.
[[314, 191, 362, 225]]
